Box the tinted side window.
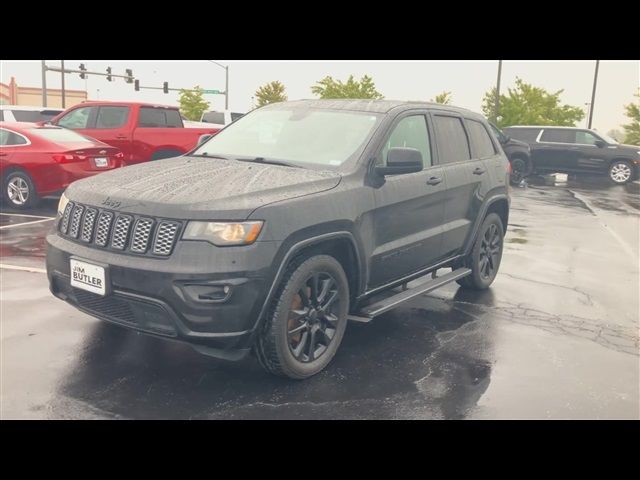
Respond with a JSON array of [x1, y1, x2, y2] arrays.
[[0, 129, 28, 146], [503, 128, 541, 143], [231, 113, 244, 122], [540, 129, 575, 143], [575, 131, 599, 145], [0, 111, 4, 121], [467, 119, 497, 158], [12, 111, 48, 123], [380, 115, 431, 168], [202, 112, 225, 124], [96, 106, 129, 129], [57, 106, 95, 129], [138, 108, 182, 128], [432, 115, 471, 164]]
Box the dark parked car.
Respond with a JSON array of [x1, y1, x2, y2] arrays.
[[489, 123, 531, 184], [503, 126, 640, 184], [46, 100, 510, 379]]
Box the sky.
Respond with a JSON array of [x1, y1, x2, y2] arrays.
[[1, 60, 638, 134]]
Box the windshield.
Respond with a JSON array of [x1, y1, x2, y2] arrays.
[[192, 107, 381, 169], [29, 127, 94, 144]]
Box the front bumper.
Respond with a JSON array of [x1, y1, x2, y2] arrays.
[[46, 232, 280, 359]]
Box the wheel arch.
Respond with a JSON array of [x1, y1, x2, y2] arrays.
[[253, 231, 363, 334], [462, 195, 510, 256]]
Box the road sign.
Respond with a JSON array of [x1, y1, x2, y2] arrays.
[[202, 89, 222, 94]]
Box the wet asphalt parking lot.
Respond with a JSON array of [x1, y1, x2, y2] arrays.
[[1, 175, 638, 419]]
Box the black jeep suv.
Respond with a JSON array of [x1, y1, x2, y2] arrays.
[[503, 126, 640, 184], [46, 100, 510, 379]]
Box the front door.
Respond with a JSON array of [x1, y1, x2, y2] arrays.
[[369, 113, 447, 288]]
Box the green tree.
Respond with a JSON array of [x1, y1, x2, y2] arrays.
[[482, 78, 584, 127], [311, 75, 383, 99], [431, 91, 452, 104], [622, 91, 640, 146], [178, 86, 210, 121], [255, 81, 288, 107]]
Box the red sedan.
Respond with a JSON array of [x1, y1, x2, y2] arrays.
[[0, 122, 124, 209]]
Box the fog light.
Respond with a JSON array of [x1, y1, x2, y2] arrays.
[[181, 283, 232, 303]]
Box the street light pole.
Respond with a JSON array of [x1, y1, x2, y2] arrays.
[[208, 60, 229, 110], [495, 60, 503, 123], [588, 60, 600, 129]]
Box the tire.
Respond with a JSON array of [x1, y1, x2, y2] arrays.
[[2, 170, 40, 210], [609, 160, 633, 184], [509, 157, 527, 185], [456, 213, 504, 290], [255, 254, 350, 379]]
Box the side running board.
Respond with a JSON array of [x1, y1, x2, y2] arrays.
[[348, 268, 471, 323]]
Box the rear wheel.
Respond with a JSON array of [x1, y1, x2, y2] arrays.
[[3, 170, 39, 209], [456, 213, 504, 290], [609, 160, 633, 184], [255, 255, 349, 379], [510, 157, 527, 184]]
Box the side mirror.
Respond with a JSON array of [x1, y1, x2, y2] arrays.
[[375, 147, 423, 176], [594, 139, 606, 148], [197, 134, 212, 146]]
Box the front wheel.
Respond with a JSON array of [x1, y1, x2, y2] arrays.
[[255, 255, 349, 379], [456, 213, 504, 290], [609, 160, 633, 184], [3, 170, 39, 209], [509, 158, 527, 185]]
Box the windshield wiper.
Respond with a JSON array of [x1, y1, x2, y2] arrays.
[[189, 153, 233, 160], [237, 157, 302, 168]]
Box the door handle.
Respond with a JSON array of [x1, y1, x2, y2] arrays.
[[0, 152, 7, 157], [115, 135, 127, 139], [426, 176, 443, 185], [473, 167, 486, 175]]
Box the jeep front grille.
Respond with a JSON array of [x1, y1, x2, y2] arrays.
[[58, 202, 181, 257]]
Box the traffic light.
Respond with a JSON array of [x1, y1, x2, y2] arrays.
[[163, 82, 169, 94], [134, 79, 140, 91], [106, 67, 112, 82], [79, 64, 87, 79], [125, 69, 133, 84]]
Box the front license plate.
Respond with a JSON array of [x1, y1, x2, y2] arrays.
[[70, 259, 106, 296], [94, 157, 108, 168]]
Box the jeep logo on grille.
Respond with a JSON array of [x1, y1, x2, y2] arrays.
[[102, 197, 122, 209]]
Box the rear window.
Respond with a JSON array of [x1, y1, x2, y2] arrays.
[[503, 128, 541, 143], [12, 110, 61, 122], [432, 115, 471, 164], [202, 112, 225, 125], [29, 127, 93, 144], [138, 107, 183, 128], [466, 119, 497, 158], [0, 129, 29, 146]]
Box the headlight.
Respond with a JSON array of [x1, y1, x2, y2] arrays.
[[57, 192, 69, 215], [183, 221, 264, 246]]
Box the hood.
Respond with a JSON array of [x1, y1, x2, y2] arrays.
[[616, 143, 640, 151], [65, 156, 342, 220]]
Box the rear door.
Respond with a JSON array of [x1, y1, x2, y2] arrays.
[[430, 112, 485, 257], [369, 112, 447, 287], [536, 128, 577, 172], [132, 107, 186, 163]]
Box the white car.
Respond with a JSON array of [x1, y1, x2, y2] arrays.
[[200, 110, 245, 127], [0, 105, 63, 123]]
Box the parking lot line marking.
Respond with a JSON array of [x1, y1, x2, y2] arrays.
[[0, 212, 55, 220], [0, 218, 55, 230], [0, 264, 47, 274]]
